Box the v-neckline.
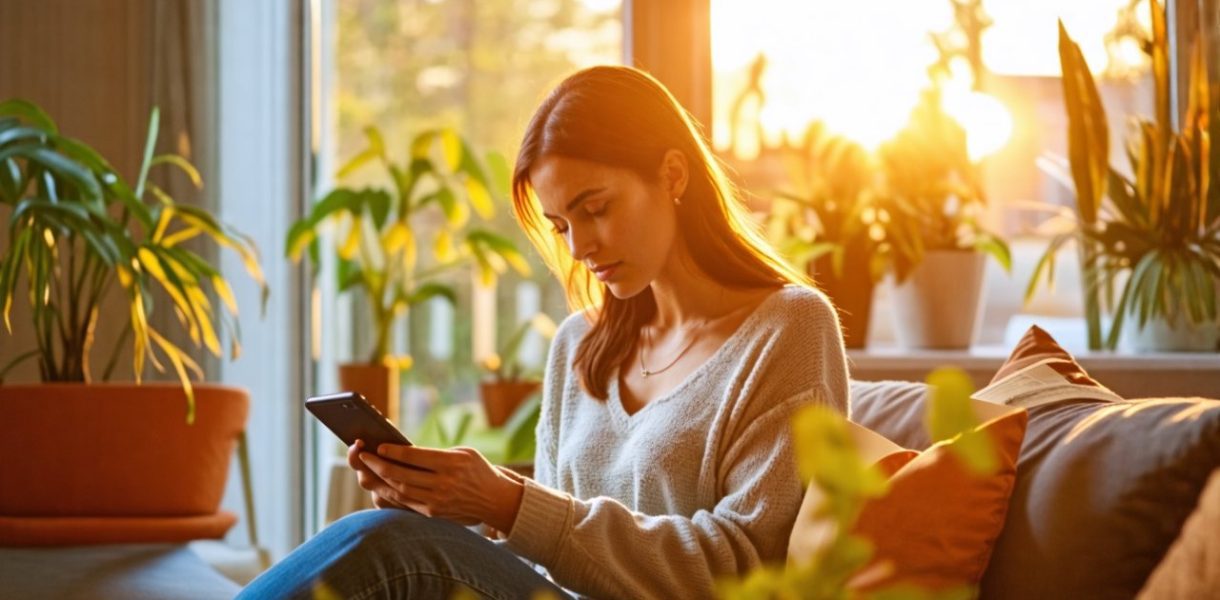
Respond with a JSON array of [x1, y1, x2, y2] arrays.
[[608, 286, 787, 424]]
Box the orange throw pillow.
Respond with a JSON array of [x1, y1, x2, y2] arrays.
[[850, 409, 1028, 592]]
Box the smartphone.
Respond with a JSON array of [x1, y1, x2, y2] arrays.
[[305, 391, 413, 451]]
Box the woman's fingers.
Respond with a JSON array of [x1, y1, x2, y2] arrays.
[[360, 452, 436, 490], [375, 443, 457, 472]]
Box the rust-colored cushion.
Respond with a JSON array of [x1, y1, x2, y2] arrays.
[[1138, 468, 1220, 599], [0, 511, 237, 546], [852, 410, 1028, 591], [789, 409, 1027, 592]]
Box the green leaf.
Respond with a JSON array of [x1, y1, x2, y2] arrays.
[[1025, 233, 1072, 302], [468, 230, 530, 276], [336, 146, 380, 180], [306, 188, 361, 226], [0, 143, 102, 207], [0, 125, 49, 148], [364, 189, 392, 229], [134, 107, 160, 200], [485, 151, 512, 197], [0, 99, 57, 133], [150, 154, 203, 189], [925, 367, 978, 444], [975, 233, 1011, 272], [406, 282, 456, 306], [503, 394, 541, 463]]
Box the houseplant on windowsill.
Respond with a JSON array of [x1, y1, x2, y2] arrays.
[[477, 313, 556, 427], [286, 125, 530, 423], [1028, 10, 1219, 352], [768, 123, 890, 348], [876, 86, 1011, 349], [0, 99, 267, 545]]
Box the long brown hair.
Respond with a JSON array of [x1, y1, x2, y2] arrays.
[[511, 66, 809, 399]]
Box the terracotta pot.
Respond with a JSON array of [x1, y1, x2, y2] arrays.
[[812, 253, 876, 349], [338, 362, 400, 425], [890, 250, 986, 349], [479, 381, 540, 428], [0, 383, 247, 545]]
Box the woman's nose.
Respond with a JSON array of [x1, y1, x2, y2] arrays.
[[566, 223, 597, 261]]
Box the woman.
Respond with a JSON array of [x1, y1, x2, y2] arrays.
[[240, 66, 848, 599]]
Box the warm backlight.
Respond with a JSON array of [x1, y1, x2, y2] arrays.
[[711, 0, 1135, 160]]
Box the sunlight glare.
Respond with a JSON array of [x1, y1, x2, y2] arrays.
[[712, 0, 951, 153]]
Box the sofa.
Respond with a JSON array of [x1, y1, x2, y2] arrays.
[[848, 325, 1220, 598]]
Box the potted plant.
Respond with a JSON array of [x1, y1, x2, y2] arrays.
[[287, 126, 530, 423], [0, 99, 266, 545], [877, 86, 1011, 349], [1028, 9, 1219, 352], [478, 313, 555, 427], [768, 122, 889, 348]]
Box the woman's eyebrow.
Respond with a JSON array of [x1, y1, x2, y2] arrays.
[[542, 187, 605, 219]]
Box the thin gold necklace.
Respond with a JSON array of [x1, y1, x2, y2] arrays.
[[639, 324, 701, 377]]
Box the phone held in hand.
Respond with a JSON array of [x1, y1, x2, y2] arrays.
[[305, 391, 413, 450]]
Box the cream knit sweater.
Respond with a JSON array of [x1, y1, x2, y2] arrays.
[[503, 285, 849, 599]]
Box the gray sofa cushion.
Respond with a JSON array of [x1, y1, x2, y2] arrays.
[[0, 543, 240, 599], [849, 325, 1220, 598]]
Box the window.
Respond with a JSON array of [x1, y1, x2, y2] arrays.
[[312, 0, 623, 529], [708, 0, 1159, 346]]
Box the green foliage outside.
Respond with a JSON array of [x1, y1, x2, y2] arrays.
[[335, 0, 619, 397]]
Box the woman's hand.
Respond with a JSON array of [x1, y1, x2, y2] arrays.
[[348, 441, 526, 533], [346, 440, 411, 511]]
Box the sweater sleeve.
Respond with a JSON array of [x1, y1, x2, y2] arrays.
[[505, 388, 827, 599]]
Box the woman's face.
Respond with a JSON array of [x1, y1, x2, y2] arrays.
[[530, 154, 683, 299]]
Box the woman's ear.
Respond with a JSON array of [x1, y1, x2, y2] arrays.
[[658, 149, 689, 200]]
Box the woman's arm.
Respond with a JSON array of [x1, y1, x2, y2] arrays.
[[505, 388, 828, 600]]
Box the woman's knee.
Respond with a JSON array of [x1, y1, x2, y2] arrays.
[[326, 508, 482, 560]]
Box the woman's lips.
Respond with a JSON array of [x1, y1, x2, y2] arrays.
[[591, 262, 621, 282]]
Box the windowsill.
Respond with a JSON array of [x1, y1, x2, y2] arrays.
[[848, 346, 1220, 400]]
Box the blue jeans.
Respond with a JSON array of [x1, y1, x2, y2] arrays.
[[237, 509, 574, 599]]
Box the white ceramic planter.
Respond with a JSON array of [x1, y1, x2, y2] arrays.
[[1122, 278, 1220, 352], [891, 249, 986, 349]]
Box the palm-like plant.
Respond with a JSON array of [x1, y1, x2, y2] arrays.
[[769, 122, 889, 283], [286, 126, 530, 364], [877, 87, 1011, 282], [1030, 8, 1220, 349], [0, 99, 267, 421]]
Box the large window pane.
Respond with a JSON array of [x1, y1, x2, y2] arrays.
[[709, 0, 1153, 345]]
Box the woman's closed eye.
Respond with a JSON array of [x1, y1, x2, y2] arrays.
[[584, 199, 607, 216]]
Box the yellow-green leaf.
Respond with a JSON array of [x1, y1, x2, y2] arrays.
[[442, 129, 462, 171], [383, 222, 409, 254], [148, 328, 202, 423], [925, 367, 977, 442], [338, 216, 361, 260], [466, 178, 494, 219], [161, 226, 201, 248], [187, 286, 221, 356], [213, 276, 238, 315], [151, 155, 203, 189], [287, 228, 316, 262], [434, 229, 456, 262]]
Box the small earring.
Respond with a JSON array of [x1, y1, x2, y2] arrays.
[[673, 197, 682, 206]]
